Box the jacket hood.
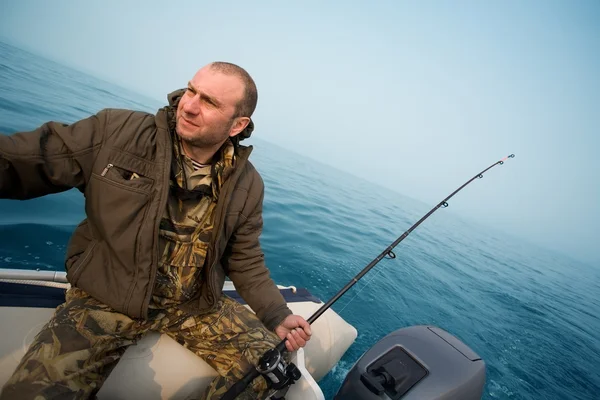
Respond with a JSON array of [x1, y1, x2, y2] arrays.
[[167, 89, 254, 143]]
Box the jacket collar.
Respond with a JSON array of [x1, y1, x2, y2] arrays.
[[155, 90, 255, 190]]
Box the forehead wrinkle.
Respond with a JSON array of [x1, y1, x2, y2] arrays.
[[187, 81, 223, 107]]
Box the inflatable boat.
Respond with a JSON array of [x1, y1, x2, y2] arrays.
[[0, 268, 486, 399]]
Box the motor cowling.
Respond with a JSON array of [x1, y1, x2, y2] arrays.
[[334, 325, 485, 400]]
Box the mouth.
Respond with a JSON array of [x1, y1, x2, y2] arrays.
[[180, 115, 199, 128]]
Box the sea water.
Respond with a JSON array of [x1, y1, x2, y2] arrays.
[[1, 41, 599, 400]]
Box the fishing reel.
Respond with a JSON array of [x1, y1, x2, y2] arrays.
[[256, 348, 302, 399], [223, 153, 514, 400]]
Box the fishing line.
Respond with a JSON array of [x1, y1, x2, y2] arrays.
[[335, 258, 390, 317], [222, 154, 516, 400]]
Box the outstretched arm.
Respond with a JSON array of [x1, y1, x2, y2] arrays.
[[0, 110, 106, 199]]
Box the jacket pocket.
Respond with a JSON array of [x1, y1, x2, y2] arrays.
[[99, 162, 154, 192], [79, 171, 152, 312], [65, 219, 93, 272], [66, 240, 97, 284], [85, 170, 151, 262]]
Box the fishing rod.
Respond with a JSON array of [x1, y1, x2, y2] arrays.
[[223, 154, 516, 400]]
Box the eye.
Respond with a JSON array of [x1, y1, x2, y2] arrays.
[[201, 96, 217, 107]]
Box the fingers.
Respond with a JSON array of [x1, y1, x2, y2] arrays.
[[277, 315, 313, 351], [295, 325, 310, 342], [285, 328, 307, 351], [288, 316, 311, 337], [285, 334, 296, 352], [298, 319, 312, 337]]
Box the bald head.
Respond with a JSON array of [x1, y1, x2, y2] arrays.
[[208, 62, 258, 118]]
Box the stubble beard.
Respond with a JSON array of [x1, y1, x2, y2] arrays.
[[176, 116, 233, 149]]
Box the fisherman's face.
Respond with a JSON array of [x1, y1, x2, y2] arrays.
[[176, 66, 247, 148]]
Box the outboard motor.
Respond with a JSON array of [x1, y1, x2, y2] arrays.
[[335, 325, 485, 400]]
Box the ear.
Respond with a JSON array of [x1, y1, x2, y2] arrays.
[[229, 117, 251, 138]]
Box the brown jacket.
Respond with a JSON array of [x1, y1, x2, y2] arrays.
[[0, 91, 292, 331]]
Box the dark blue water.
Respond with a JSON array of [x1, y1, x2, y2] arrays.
[[1, 41, 599, 400]]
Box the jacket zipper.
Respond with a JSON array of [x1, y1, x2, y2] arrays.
[[101, 163, 114, 176], [205, 155, 249, 306], [142, 131, 172, 318], [206, 189, 229, 303]]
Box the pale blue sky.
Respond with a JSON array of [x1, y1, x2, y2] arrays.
[[1, 0, 598, 266]]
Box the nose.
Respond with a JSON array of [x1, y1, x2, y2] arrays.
[[182, 94, 201, 115]]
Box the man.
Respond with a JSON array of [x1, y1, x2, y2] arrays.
[[0, 62, 311, 400]]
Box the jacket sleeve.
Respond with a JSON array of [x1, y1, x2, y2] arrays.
[[222, 176, 293, 331], [0, 110, 107, 199]]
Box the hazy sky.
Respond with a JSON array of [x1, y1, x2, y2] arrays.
[[1, 0, 598, 266]]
